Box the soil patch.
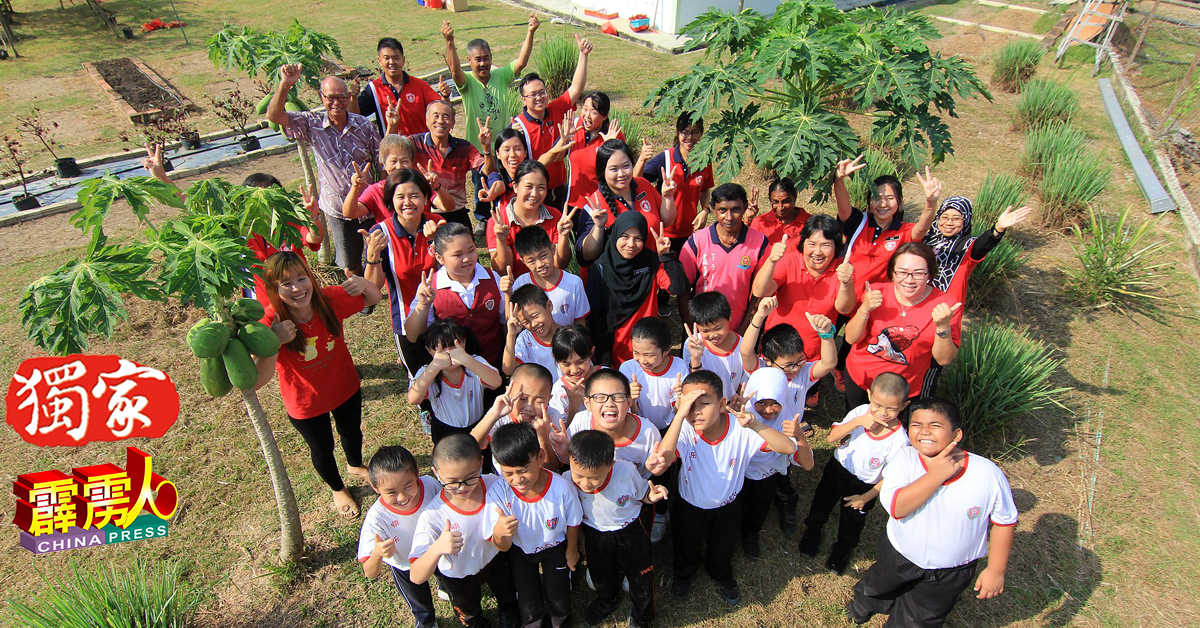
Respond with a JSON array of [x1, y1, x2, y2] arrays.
[[92, 58, 184, 113]]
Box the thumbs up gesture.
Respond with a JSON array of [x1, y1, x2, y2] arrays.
[[629, 372, 642, 401], [373, 532, 397, 559], [931, 302, 962, 329], [271, 313, 297, 344], [435, 518, 464, 556], [493, 507, 519, 541], [861, 282, 883, 314], [769, 234, 789, 263]]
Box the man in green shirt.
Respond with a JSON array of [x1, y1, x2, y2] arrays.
[[442, 14, 540, 232]]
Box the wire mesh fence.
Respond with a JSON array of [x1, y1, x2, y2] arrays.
[[1118, 0, 1200, 136]]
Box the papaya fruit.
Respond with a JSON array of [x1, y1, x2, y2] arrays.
[[186, 318, 232, 358], [230, 298, 266, 323], [239, 320, 281, 357], [200, 357, 233, 397], [255, 94, 272, 115], [222, 338, 258, 390]]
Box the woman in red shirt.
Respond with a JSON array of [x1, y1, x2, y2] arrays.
[[253, 251, 382, 519], [640, 112, 713, 252], [576, 139, 677, 264], [486, 160, 573, 275], [843, 243, 962, 409], [584, 211, 687, 365], [566, 91, 625, 210], [748, 177, 811, 245]]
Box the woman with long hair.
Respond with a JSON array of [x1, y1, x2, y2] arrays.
[[487, 160, 573, 276], [576, 139, 677, 264], [565, 91, 625, 210]]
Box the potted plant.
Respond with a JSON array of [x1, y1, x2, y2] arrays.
[[2, 134, 39, 211], [122, 111, 190, 172], [208, 89, 261, 153], [179, 111, 202, 150], [16, 108, 81, 178]]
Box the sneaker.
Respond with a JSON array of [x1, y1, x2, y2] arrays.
[[651, 512, 669, 543], [798, 529, 820, 559], [656, 290, 673, 317], [583, 599, 617, 626], [671, 577, 691, 602], [586, 569, 596, 591], [825, 543, 851, 576], [436, 585, 450, 602], [846, 599, 873, 625], [833, 369, 845, 393], [715, 581, 741, 607], [359, 304, 376, 316], [741, 532, 760, 559], [778, 493, 798, 536]]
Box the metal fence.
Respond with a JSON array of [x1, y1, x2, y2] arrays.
[[1119, 0, 1200, 136]]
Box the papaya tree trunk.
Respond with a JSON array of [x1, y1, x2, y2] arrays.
[[296, 139, 334, 266], [240, 388, 304, 563]]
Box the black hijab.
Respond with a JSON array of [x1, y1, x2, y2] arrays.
[[588, 211, 659, 333]]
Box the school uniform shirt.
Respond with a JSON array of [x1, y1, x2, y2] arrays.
[[513, 329, 561, 380], [564, 460, 647, 532], [247, 230, 321, 309], [489, 472, 583, 553], [409, 132, 485, 210], [644, 147, 714, 239], [679, 224, 769, 326], [750, 208, 812, 245], [513, 94, 575, 189], [618, 356, 688, 431], [565, 125, 623, 209], [485, 201, 563, 277], [358, 72, 442, 137], [575, 178, 665, 258], [260, 287, 364, 419], [881, 447, 1019, 570], [485, 171, 517, 213], [410, 475, 506, 578], [683, 335, 748, 399], [675, 414, 766, 509], [833, 404, 911, 485], [745, 363, 814, 481], [411, 356, 497, 428], [356, 180, 392, 225], [840, 207, 917, 299], [371, 215, 440, 336], [512, 270, 591, 326], [410, 265, 506, 366], [602, 267, 677, 366], [357, 475, 440, 571], [846, 282, 962, 398], [567, 412, 662, 480], [766, 251, 849, 361]]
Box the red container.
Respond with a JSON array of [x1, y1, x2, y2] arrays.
[[427, 0, 443, 7], [629, 14, 650, 32]]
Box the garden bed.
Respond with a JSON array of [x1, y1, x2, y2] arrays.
[[82, 57, 197, 124]]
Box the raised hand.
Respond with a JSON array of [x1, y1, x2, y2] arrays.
[[271, 313, 297, 344], [729, 383, 748, 414], [499, 267, 514, 295], [684, 323, 705, 365], [915, 166, 942, 207], [671, 373, 683, 400], [141, 143, 164, 174], [557, 206, 579, 238], [924, 439, 963, 482], [428, 349, 453, 373], [440, 20, 455, 42], [769, 234, 789, 263], [744, 189, 760, 224], [385, 101, 401, 133], [931, 302, 962, 329], [575, 33, 593, 55], [358, 227, 387, 259], [437, 74, 451, 99], [757, 295, 778, 316], [506, 301, 524, 337], [434, 518, 463, 556], [563, 376, 585, 411], [645, 448, 669, 476], [373, 532, 397, 558], [733, 409, 755, 428], [646, 482, 669, 503], [415, 270, 435, 307], [650, 225, 670, 256], [836, 261, 854, 285], [493, 507, 519, 541], [549, 420, 569, 460], [638, 138, 654, 165], [349, 161, 368, 193], [836, 154, 866, 180], [341, 275, 372, 296], [423, 220, 439, 238], [279, 63, 303, 87], [477, 117, 493, 152], [492, 210, 510, 242], [527, 13, 540, 33], [861, 282, 883, 314], [448, 339, 471, 367], [586, 202, 609, 228], [349, 77, 361, 98], [629, 372, 642, 401], [675, 388, 705, 417], [659, 167, 677, 197], [491, 385, 514, 417], [415, 160, 440, 193], [781, 416, 799, 439], [805, 311, 834, 335], [600, 118, 622, 142], [995, 205, 1034, 232]]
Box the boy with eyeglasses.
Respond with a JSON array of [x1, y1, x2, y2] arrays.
[[551, 370, 663, 481]]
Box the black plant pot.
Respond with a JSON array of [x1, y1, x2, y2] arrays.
[[122, 26, 134, 40], [55, 157, 82, 178], [239, 136, 261, 153], [14, 194, 41, 211], [162, 157, 174, 173], [182, 132, 202, 150]]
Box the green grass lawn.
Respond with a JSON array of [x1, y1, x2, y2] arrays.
[[1, 2, 1199, 627]]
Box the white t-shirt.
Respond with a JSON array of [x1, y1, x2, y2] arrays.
[[745, 364, 812, 481], [833, 404, 911, 485], [412, 356, 498, 428], [881, 448, 1019, 570], [567, 412, 662, 480], [409, 475, 506, 578], [782, 362, 820, 424], [357, 476, 440, 572], [619, 357, 688, 431], [513, 271, 590, 326], [684, 335, 748, 398], [513, 330, 561, 380], [675, 414, 765, 509], [489, 471, 583, 553], [564, 460, 647, 532]]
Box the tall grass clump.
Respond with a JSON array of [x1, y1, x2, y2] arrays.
[[942, 320, 1069, 446], [973, 171, 1028, 226], [966, 221, 1030, 309], [611, 108, 645, 152], [1065, 207, 1169, 311], [1021, 123, 1088, 179], [1015, 78, 1079, 129], [992, 39, 1044, 91], [535, 35, 578, 96], [1039, 152, 1111, 227], [846, 148, 899, 209], [7, 559, 201, 628]]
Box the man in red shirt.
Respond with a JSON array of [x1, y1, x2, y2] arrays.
[[410, 101, 494, 231], [512, 34, 593, 210], [350, 38, 449, 137]]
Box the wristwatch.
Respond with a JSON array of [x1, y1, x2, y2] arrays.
[[935, 328, 950, 338]]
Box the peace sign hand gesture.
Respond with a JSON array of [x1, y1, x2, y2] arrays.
[[836, 154, 866, 181], [549, 419, 569, 460], [915, 166, 942, 207], [415, 270, 435, 307], [141, 143, 165, 175], [477, 117, 493, 152], [349, 162, 368, 193], [659, 168, 677, 197], [385, 101, 402, 134], [744, 189, 760, 224], [492, 210, 510, 242], [298, 183, 320, 218], [684, 323, 705, 364], [416, 160, 440, 192], [650, 225, 670, 256], [557, 206, 580, 238]]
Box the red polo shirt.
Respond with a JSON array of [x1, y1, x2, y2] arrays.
[[359, 73, 442, 137], [566, 125, 623, 209], [751, 208, 811, 245], [841, 208, 916, 300], [513, 92, 575, 189], [766, 252, 850, 360], [410, 133, 484, 210], [647, 147, 714, 239]]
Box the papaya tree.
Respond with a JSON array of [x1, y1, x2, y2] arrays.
[[645, 0, 991, 199], [207, 20, 343, 264], [19, 175, 316, 563]]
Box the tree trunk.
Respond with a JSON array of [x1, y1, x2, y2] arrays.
[[296, 139, 334, 266], [240, 388, 304, 563]]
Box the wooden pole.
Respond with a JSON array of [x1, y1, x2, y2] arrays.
[[0, 8, 19, 58], [1129, 0, 1161, 64], [1162, 45, 1200, 126]]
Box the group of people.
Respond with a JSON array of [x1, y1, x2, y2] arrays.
[[148, 14, 1039, 628]]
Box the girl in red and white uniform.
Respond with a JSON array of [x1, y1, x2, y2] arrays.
[[486, 160, 573, 276], [565, 91, 626, 210], [640, 112, 714, 252]]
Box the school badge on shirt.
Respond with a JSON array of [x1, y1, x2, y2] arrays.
[[967, 506, 981, 520], [869, 457, 882, 469], [485, 298, 496, 311], [546, 517, 559, 530], [616, 495, 630, 507]]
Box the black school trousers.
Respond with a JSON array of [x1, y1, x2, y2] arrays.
[[388, 565, 437, 628], [671, 496, 740, 586], [287, 388, 363, 492], [510, 541, 572, 628], [437, 554, 519, 628], [851, 534, 978, 628], [739, 471, 797, 537], [804, 456, 877, 550], [583, 518, 655, 626]]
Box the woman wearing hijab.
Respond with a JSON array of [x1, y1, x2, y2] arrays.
[[585, 211, 688, 365], [923, 196, 1033, 312]]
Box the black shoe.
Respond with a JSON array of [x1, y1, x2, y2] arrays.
[[741, 532, 761, 559], [358, 303, 376, 316], [715, 581, 741, 607], [626, 613, 648, 628], [825, 543, 851, 575], [778, 494, 799, 535], [657, 290, 673, 317], [846, 599, 873, 625], [584, 599, 618, 626], [798, 529, 820, 559], [671, 577, 692, 601]]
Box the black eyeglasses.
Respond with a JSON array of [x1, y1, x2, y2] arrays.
[[440, 475, 481, 490], [586, 392, 630, 403], [322, 93, 351, 102]]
